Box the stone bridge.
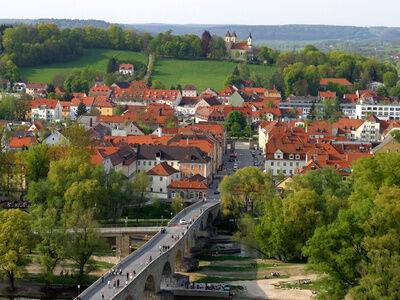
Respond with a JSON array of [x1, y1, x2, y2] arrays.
[[78, 199, 221, 300]]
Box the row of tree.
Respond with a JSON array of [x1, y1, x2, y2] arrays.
[[220, 155, 400, 299]]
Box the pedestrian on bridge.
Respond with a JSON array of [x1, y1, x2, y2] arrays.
[[107, 280, 110, 288], [126, 272, 129, 280]]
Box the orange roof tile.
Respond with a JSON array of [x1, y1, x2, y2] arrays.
[[168, 181, 208, 189], [147, 162, 179, 176], [320, 78, 353, 86]]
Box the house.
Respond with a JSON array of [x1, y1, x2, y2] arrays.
[[54, 87, 65, 96], [43, 130, 70, 146], [147, 162, 181, 199], [31, 99, 62, 122], [93, 97, 115, 116], [225, 32, 253, 60], [70, 97, 95, 120], [372, 134, 400, 154], [319, 78, 353, 89], [318, 90, 336, 100], [89, 84, 111, 98], [119, 64, 134, 76], [8, 136, 38, 151], [27, 122, 44, 132], [60, 101, 72, 120], [176, 96, 199, 116], [26, 83, 48, 97], [167, 180, 208, 202], [136, 144, 212, 182], [111, 82, 131, 89], [195, 107, 225, 123], [228, 91, 245, 107], [265, 87, 281, 98], [182, 85, 197, 97]]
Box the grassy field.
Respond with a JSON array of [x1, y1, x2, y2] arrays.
[[20, 48, 148, 83], [152, 58, 274, 92]]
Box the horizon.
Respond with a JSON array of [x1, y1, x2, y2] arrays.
[[1, 0, 400, 27]]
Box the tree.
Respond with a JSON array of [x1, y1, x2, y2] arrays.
[[390, 85, 400, 98], [375, 86, 388, 97], [383, 71, 398, 89], [237, 62, 250, 80], [106, 57, 117, 74], [0, 209, 32, 291], [63, 122, 93, 148], [63, 208, 106, 284], [22, 144, 50, 182], [31, 205, 66, 285], [224, 74, 241, 87], [76, 101, 87, 117], [225, 111, 247, 135], [171, 194, 184, 214], [132, 170, 151, 223], [200, 30, 212, 57], [151, 80, 165, 89]]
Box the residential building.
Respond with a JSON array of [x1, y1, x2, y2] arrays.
[[182, 85, 197, 97], [119, 64, 134, 76], [147, 162, 180, 199], [43, 130, 70, 146], [70, 97, 95, 120], [372, 134, 400, 154], [26, 83, 48, 97], [8, 136, 38, 151], [31, 99, 62, 122], [167, 180, 208, 202], [319, 78, 353, 89]]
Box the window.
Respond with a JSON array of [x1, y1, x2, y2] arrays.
[[154, 161, 157, 166], [277, 162, 280, 166], [283, 162, 286, 166], [295, 154, 300, 159], [191, 164, 194, 170], [160, 177, 163, 181], [160, 188, 163, 192], [289, 154, 294, 159], [290, 162, 293, 167], [271, 162, 274, 166], [171, 192, 176, 198], [198, 164, 202, 170], [143, 161, 146, 166], [198, 192, 203, 199]]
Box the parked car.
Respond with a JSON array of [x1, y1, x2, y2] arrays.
[[214, 190, 220, 195], [179, 219, 187, 225]]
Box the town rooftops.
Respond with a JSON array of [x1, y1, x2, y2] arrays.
[[26, 83, 47, 89], [9, 136, 38, 149], [147, 161, 179, 176]]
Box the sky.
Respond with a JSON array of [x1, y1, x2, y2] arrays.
[[1, 0, 400, 27]]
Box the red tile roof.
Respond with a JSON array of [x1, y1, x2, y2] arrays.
[[9, 136, 38, 149], [320, 78, 353, 86], [119, 64, 134, 70], [319, 90, 336, 98], [168, 180, 208, 189], [71, 97, 95, 107], [89, 85, 111, 97], [32, 99, 59, 110], [147, 161, 179, 176], [231, 42, 248, 50], [26, 83, 47, 89]]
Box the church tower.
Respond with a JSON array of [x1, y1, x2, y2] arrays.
[[225, 31, 231, 43], [231, 32, 237, 43], [247, 33, 253, 48]]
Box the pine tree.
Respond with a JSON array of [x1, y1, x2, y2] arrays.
[[76, 101, 87, 117], [107, 57, 117, 74]]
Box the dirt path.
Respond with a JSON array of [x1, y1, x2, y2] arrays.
[[230, 274, 318, 300]]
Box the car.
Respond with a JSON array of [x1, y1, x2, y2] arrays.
[[214, 190, 220, 194], [179, 219, 187, 225]]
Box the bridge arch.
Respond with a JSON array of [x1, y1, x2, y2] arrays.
[[206, 212, 214, 227], [175, 249, 184, 272], [143, 274, 156, 300], [184, 238, 190, 256]]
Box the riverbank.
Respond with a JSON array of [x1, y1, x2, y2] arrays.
[[0, 279, 78, 299]]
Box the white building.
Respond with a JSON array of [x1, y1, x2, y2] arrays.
[[182, 85, 197, 97], [119, 64, 134, 76], [31, 99, 62, 122], [147, 162, 181, 199], [355, 103, 400, 121]]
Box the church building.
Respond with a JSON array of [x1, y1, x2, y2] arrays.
[[225, 31, 255, 61]]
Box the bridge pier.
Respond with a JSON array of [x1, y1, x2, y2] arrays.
[[116, 234, 131, 258]]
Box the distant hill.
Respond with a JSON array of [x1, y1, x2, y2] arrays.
[[1, 19, 400, 42]]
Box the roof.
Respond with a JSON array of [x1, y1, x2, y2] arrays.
[[183, 85, 197, 91], [319, 90, 336, 98], [9, 136, 38, 148], [320, 78, 353, 86], [71, 97, 95, 107], [26, 83, 47, 89], [113, 82, 130, 89], [231, 42, 248, 50], [147, 161, 179, 176], [372, 134, 400, 153], [32, 99, 59, 110], [89, 85, 111, 97], [168, 181, 208, 189], [119, 64, 134, 70]]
